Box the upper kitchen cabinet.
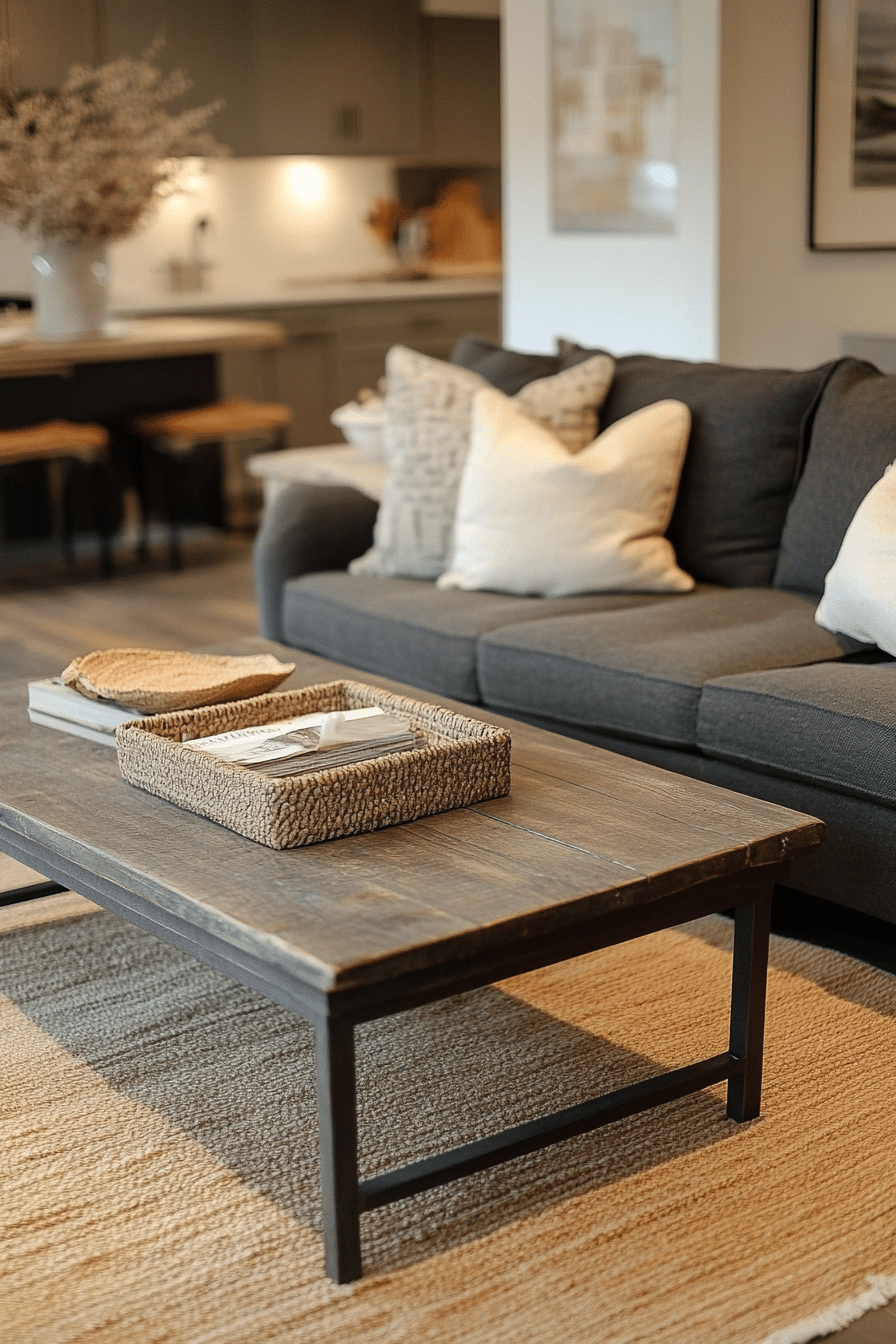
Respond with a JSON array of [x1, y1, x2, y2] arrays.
[[4, 0, 97, 90], [102, 0, 255, 156], [247, 0, 422, 157], [420, 16, 500, 165]]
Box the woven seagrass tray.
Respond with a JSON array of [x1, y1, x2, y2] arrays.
[[116, 680, 512, 849]]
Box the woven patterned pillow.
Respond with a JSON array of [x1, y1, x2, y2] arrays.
[[350, 346, 615, 580], [515, 354, 614, 453]]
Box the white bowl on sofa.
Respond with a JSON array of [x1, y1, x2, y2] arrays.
[[330, 398, 386, 461]]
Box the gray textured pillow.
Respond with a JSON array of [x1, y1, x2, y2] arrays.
[[351, 347, 488, 580], [351, 345, 615, 579], [774, 359, 896, 596]]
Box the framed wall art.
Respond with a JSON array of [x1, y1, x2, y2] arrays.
[[550, 0, 679, 234], [812, 0, 896, 249]]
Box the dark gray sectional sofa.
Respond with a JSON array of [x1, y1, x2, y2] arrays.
[[254, 345, 896, 928]]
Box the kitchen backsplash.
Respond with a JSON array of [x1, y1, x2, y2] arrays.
[[0, 157, 400, 303]]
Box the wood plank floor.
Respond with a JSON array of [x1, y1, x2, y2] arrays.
[[0, 546, 892, 1342]]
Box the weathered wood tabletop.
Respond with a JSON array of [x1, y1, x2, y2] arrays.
[[0, 643, 824, 998]]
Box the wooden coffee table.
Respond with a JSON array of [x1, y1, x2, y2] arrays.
[[0, 644, 825, 1282]]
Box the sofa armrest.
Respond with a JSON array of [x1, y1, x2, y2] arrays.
[[253, 481, 378, 642]]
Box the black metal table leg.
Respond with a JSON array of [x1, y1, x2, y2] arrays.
[[314, 1015, 362, 1283], [727, 889, 773, 1122]]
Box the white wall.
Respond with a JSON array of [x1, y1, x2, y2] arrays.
[[719, 0, 896, 369], [503, 0, 721, 359]]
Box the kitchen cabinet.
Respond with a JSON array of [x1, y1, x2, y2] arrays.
[[102, 0, 255, 157], [4, 0, 96, 91], [10, 2, 499, 164], [421, 17, 501, 165], [246, 0, 421, 157], [216, 292, 501, 446]]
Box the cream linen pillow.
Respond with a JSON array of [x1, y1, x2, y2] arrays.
[[815, 461, 896, 655], [350, 346, 615, 579], [437, 389, 694, 598]]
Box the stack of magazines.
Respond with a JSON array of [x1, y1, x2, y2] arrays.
[[184, 706, 424, 778], [27, 677, 148, 745]]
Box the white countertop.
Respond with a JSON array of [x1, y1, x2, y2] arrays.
[[111, 273, 501, 316]]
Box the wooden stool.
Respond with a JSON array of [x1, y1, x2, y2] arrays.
[[0, 420, 112, 577], [132, 398, 292, 569]]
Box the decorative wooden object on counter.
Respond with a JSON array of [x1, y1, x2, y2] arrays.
[[0, 419, 111, 575], [131, 397, 292, 570]]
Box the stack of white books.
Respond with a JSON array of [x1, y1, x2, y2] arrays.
[[27, 678, 148, 746], [184, 706, 423, 778]]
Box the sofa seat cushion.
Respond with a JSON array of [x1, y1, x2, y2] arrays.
[[562, 348, 834, 587], [477, 588, 852, 748], [281, 573, 666, 701], [697, 658, 896, 806]]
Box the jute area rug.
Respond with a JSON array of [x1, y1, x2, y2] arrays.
[[2, 894, 895, 1344]]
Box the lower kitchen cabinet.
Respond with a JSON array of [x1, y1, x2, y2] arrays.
[[216, 292, 500, 446]]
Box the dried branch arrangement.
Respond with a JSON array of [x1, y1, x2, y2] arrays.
[[0, 43, 225, 242]]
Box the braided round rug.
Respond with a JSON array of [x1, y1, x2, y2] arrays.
[[1, 893, 894, 1344]]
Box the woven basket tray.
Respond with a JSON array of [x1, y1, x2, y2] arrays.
[[116, 680, 512, 849]]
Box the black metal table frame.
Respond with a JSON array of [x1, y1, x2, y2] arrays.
[[0, 819, 780, 1285]]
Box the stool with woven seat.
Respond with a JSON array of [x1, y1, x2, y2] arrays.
[[132, 397, 292, 569], [0, 420, 112, 577]]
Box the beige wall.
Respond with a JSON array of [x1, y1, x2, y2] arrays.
[[720, 0, 896, 368]]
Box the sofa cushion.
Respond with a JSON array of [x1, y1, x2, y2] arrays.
[[562, 347, 834, 587], [281, 572, 666, 702], [450, 334, 563, 395], [512, 354, 614, 453], [815, 461, 896, 654], [477, 588, 852, 748], [697, 658, 896, 806], [350, 347, 488, 581], [438, 392, 694, 597], [351, 346, 615, 582], [774, 359, 896, 597]]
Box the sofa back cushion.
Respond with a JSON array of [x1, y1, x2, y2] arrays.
[[773, 358, 896, 597], [563, 348, 834, 587], [450, 335, 563, 395]]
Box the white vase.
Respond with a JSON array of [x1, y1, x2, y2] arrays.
[[31, 239, 109, 340]]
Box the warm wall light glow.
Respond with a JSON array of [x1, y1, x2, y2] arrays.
[[288, 163, 325, 202]]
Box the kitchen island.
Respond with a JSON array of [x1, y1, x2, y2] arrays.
[[0, 315, 285, 549]]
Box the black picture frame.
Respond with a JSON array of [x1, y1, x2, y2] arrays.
[[811, 0, 896, 250]]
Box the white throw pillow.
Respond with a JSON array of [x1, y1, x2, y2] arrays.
[[437, 390, 694, 598], [350, 346, 615, 580], [815, 461, 896, 655]]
